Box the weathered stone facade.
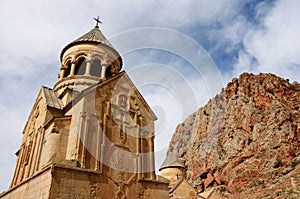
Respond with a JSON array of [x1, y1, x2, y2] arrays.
[[160, 158, 186, 186], [169, 179, 197, 199], [0, 24, 169, 199]]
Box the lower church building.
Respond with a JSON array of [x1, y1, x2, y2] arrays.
[[0, 21, 170, 199]]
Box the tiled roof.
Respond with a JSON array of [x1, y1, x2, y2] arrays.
[[42, 87, 64, 109]]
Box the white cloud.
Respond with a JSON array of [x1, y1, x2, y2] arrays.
[[234, 0, 300, 81], [232, 50, 255, 75], [207, 15, 251, 56], [128, 62, 213, 168], [0, 0, 299, 192]]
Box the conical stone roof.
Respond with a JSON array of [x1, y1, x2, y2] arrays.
[[60, 26, 117, 61], [159, 157, 185, 171]]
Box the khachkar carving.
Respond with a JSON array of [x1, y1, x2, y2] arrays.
[[73, 86, 156, 173]]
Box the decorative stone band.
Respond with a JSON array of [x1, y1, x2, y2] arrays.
[[54, 76, 100, 94]]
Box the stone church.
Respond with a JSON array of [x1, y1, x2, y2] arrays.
[[0, 20, 225, 199], [0, 21, 170, 198]]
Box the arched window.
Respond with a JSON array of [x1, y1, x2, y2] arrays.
[[74, 57, 87, 75], [90, 59, 102, 77], [64, 61, 71, 77]]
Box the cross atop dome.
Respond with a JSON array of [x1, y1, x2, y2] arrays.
[[93, 16, 102, 28], [56, 18, 123, 93]]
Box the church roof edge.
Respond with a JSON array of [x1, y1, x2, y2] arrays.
[[60, 26, 121, 63]]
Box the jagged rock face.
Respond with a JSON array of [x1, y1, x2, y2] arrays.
[[164, 73, 300, 198]]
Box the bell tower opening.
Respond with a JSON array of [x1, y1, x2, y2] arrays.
[[90, 59, 102, 77], [105, 65, 112, 78], [65, 61, 71, 77], [74, 57, 87, 76], [54, 21, 123, 94]]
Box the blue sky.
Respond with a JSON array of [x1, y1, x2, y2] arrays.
[[0, 0, 300, 192]]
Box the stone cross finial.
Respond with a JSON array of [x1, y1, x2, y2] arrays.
[[93, 16, 102, 28]]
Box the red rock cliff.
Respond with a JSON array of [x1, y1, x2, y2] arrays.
[[163, 73, 300, 198]]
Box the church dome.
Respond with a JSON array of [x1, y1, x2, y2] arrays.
[[54, 21, 123, 94], [60, 25, 122, 66], [159, 157, 185, 171]]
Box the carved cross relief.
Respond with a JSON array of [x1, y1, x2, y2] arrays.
[[113, 94, 133, 147]]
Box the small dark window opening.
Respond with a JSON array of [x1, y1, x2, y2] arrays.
[[105, 65, 112, 78], [90, 59, 102, 77], [75, 57, 87, 75], [64, 61, 71, 77]]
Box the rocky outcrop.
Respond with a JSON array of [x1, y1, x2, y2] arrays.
[[163, 73, 300, 198]]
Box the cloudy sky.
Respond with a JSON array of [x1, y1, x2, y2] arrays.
[[1, 0, 300, 192]]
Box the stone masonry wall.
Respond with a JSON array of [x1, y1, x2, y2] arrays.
[[0, 167, 52, 199]]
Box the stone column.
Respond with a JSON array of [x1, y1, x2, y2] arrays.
[[69, 62, 76, 77], [149, 136, 155, 180], [59, 69, 65, 79], [19, 144, 27, 182], [95, 120, 102, 171], [138, 116, 144, 179], [79, 112, 88, 168], [60, 66, 69, 79], [35, 127, 45, 172], [100, 64, 107, 80], [33, 127, 43, 172], [85, 59, 92, 76], [75, 113, 83, 160], [11, 147, 23, 187], [27, 133, 39, 178]]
